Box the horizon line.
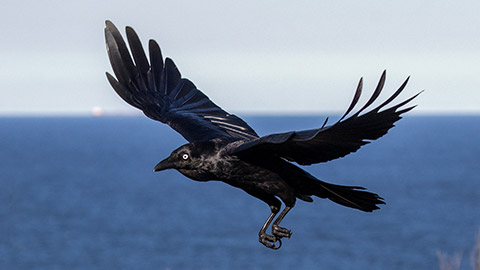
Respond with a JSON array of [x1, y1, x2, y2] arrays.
[[0, 109, 479, 118]]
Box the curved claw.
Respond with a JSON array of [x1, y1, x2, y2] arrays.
[[271, 238, 282, 250], [259, 234, 282, 250], [272, 224, 292, 239]]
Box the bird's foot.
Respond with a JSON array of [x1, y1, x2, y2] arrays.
[[259, 232, 282, 250], [272, 224, 292, 239]]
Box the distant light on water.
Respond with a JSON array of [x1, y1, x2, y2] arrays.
[[91, 106, 103, 117]]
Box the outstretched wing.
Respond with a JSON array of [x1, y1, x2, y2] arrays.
[[232, 71, 421, 165], [105, 21, 258, 142]]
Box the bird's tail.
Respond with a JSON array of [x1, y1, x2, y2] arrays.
[[312, 181, 385, 212]]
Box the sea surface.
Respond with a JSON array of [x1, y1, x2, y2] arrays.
[[0, 115, 479, 270]]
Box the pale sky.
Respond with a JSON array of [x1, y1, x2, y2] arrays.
[[1, 0, 479, 115]]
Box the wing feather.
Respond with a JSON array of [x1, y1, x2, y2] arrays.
[[339, 77, 363, 122], [353, 70, 385, 116], [232, 72, 420, 165], [105, 21, 258, 142]]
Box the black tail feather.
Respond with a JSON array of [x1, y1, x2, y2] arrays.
[[314, 181, 385, 212]]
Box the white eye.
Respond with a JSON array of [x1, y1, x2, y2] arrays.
[[182, 154, 189, 160]]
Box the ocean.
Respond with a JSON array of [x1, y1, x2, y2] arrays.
[[0, 116, 479, 269]]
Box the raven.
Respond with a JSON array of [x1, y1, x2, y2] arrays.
[[105, 21, 420, 249]]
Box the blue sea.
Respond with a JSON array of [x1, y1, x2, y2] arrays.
[[0, 116, 479, 269]]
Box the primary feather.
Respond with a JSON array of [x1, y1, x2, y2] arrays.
[[231, 71, 421, 165], [105, 21, 258, 142]]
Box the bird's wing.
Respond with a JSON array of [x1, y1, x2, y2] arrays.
[[231, 71, 421, 165], [105, 21, 258, 142]]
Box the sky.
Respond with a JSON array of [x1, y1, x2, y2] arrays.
[[1, 0, 479, 115]]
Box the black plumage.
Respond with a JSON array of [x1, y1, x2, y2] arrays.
[[105, 21, 421, 249]]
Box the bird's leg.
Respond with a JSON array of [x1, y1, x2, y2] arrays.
[[272, 206, 292, 239], [258, 206, 282, 249]]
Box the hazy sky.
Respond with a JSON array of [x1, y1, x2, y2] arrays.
[[1, 0, 479, 115]]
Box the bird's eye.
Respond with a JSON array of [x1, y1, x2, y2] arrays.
[[182, 154, 189, 160]]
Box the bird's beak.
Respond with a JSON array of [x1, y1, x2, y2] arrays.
[[153, 158, 175, 172]]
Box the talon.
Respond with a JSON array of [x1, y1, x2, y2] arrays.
[[272, 224, 292, 238], [272, 239, 282, 250], [259, 232, 276, 242], [259, 234, 275, 244], [259, 233, 282, 249], [259, 237, 274, 248], [266, 235, 276, 242]]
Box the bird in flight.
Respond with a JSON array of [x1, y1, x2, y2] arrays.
[[105, 21, 420, 249]]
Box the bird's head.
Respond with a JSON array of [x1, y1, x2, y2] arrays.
[[153, 141, 218, 180], [153, 143, 199, 172]]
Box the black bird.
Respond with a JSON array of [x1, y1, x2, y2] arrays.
[[104, 21, 420, 249]]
